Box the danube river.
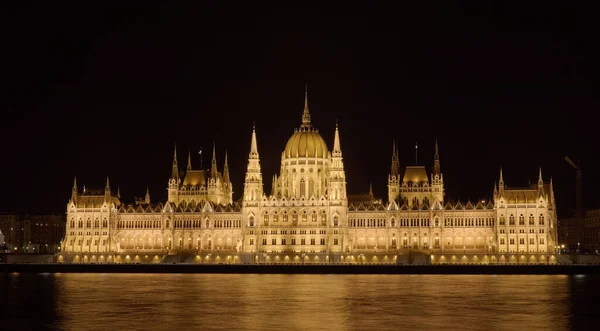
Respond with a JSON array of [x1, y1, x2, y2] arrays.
[[1, 273, 598, 330]]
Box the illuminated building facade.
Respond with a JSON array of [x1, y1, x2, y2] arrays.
[[59, 90, 559, 264]]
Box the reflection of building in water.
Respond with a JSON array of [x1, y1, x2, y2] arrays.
[[59, 88, 559, 264]]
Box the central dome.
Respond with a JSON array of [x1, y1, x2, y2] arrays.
[[284, 128, 329, 159]]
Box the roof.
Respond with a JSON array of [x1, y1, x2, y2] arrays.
[[402, 166, 429, 183], [183, 170, 207, 186], [283, 127, 329, 159]]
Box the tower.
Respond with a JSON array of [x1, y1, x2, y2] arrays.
[[168, 144, 180, 203], [387, 140, 400, 202], [243, 123, 263, 204], [329, 121, 346, 203], [431, 139, 444, 203]]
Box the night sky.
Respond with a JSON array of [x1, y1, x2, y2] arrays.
[[2, 2, 598, 217]]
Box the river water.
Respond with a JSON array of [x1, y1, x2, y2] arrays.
[[1, 273, 597, 330]]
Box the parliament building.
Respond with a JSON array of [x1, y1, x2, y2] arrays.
[[58, 90, 559, 264]]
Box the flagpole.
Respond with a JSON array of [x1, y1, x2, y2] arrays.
[[199, 147, 203, 169]]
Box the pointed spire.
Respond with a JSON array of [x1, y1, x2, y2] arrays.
[[538, 166, 543, 182], [223, 149, 230, 183], [171, 143, 179, 179], [71, 176, 78, 203], [211, 142, 218, 178], [104, 176, 111, 201], [145, 186, 151, 204], [333, 121, 342, 154], [493, 181, 498, 194], [250, 124, 259, 157], [433, 139, 441, 175], [498, 167, 505, 195], [117, 186, 121, 199], [499, 167, 504, 183], [369, 182, 373, 197], [187, 149, 192, 171], [301, 83, 311, 129], [390, 139, 399, 177]]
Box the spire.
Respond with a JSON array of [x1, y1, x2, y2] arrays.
[[250, 124, 259, 157], [71, 176, 78, 203], [433, 139, 441, 175], [211, 142, 218, 178], [145, 186, 151, 204], [369, 182, 373, 197], [223, 149, 230, 183], [187, 149, 192, 171], [538, 166, 544, 195], [333, 121, 342, 154], [117, 186, 121, 199], [493, 181, 498, 196], [104, 176, 111, 201], [498, 167, 505, 195], [301, 83, 311, 129], [390, 139, 399, 177], [171, 143, 179, 179]]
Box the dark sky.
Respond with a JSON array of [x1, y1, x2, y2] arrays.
[[1, 2, 598, 217]]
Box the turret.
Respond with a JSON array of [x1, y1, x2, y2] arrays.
[[187, 149, 192, 171], [104, 176, 111, 201], [538, 166, 544, 196], [210, 142, 218, 179], [71, 176, 78, 205], [243, 123, 263, 203], [171, 143, 179, 180], [145, 186, 151, 204], [498, 167, 505, 196], [433, 139, 441, 176], [223, 149, 230, 184], [388, 140, 400, 202], [328, 122, 346, 202]]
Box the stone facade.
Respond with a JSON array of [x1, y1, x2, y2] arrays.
[[59, 89, 559, 264]]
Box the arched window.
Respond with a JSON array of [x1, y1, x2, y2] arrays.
[[300, 179, 306, 197], [390, 217, 396, 227], [333, 216, 339, 227], [434, 217, 439, 227], [249, 216, 254, 227], [539, 214, 545, 225], [312, 211, 317, 222]]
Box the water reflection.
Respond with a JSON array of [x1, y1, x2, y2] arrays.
[[0, 273, 592, 330]]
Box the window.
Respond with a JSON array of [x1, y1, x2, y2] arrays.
[[283, 213, 288, 222], [312, 212, 317, 222], [272, 238, 276, 245], [500, 238, 505, 245], [391, 218, 396, 227], [302, 212, 307, 222], [273, 214, 278, 222], [529, 214, 534, 226], [334, 238, 339, 245], [539, 214, 545, 225], [530, 238, 535, 244], [499, 215, 505, 226], [311, 239, 315, 245], [320, 238, 325, 245], [249, 216, 254, 227], [519, 214, 525, 226], [519, 238, 525, 245], [291, 238, 296, 245], [281, 239, 286, 245], [333, 216, 339, 227], [249, 238, 254, 245], [434, 217, 439, 227], [301, 238, 306, 245], [509, 238, 515, 245], [540, 237, 545, 244], [509, 215, 515, 226], [262, 239, 267, 245]]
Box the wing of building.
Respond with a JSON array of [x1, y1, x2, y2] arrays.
[[59, 89, 559, 264]]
